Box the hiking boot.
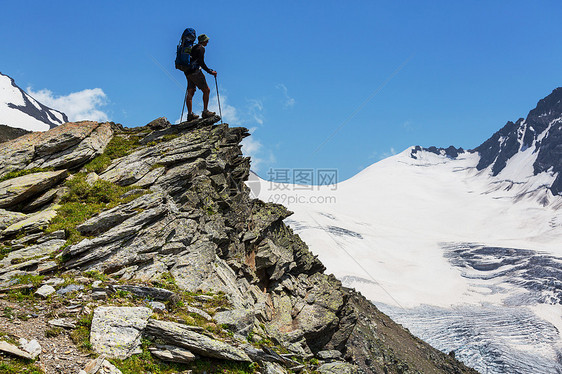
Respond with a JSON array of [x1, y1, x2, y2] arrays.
[[187, 113, 199, 121], [202, 110, 216, 118]]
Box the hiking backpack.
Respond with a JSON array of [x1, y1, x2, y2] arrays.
[[175, 28, 197, 72]]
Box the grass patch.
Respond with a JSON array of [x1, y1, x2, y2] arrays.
[[70, 313, 94, 353], [83, 134, 142, 174], [46, 173, 145, 247], [0, 359, 43, 374]]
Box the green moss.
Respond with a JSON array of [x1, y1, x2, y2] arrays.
[[45, 327, 62, 338], [10, 274, 44, 288], [0, 167, 54, 183], [82, 134, 142, 174], [84, 270, 110, 282], [104, 135, 142, 159], [83, 154, 111, 174]]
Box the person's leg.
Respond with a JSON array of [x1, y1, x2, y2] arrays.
[[202, 86, 210, 112], [186, 88, 195, 115]]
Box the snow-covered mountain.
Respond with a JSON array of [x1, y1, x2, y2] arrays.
[[0, 72, 68, 132], [249, 88, 562, 374]]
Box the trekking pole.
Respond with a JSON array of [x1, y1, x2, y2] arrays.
[[180, 86, 188, 123], [214, 75, 223, 124]]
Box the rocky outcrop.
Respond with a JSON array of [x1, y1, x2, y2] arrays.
[[0, 121, 115, 176], [0, 116, 479, 374]]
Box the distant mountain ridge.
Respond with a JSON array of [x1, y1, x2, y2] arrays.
[[0, 72, 68, 132], [250, 87, 562, 374], [411, 87, 562, 197]]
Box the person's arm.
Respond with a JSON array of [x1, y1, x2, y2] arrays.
[[192, 45, 215, 75]]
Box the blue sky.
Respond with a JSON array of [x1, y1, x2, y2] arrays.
[[2, 1, 562, 182]]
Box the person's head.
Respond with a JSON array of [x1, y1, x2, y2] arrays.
[[198, 34, 210, 46]]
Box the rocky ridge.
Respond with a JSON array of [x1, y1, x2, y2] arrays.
[[0, 116, 478, 373]]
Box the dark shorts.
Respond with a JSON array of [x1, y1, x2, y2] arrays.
[[185, 69, 208, 91]]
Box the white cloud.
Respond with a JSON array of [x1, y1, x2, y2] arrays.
[[208, 92, 239, 125], [247, 99, 264, 125], [241, 127, 275, 173], [276, 83, 295, 108], [26, 87, 110, 122]]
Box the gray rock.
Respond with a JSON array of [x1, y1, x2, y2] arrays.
[[0, 340, 33, 360], [28, 122, 114, 170], [149, 344, 196, 363], [145, 319, 250, 362], [0, 239, 66, 267], [1, 209, 59, 237], [92, 290, 107, 300], [214, 308, 255, 336], [317, 362, 359, 374], [0, 209, 27, 231], [45, 277, 65, 286], [35, 284, 56, 298], [37, 229, 66, 243], [317, 350, 342, 361], [146, 117, 171, 130], [22, 187, 60, 212], [56, 284, 84, 295], [148, 301, 166, 312], [263, 362, 289, 374], [90, 306, 152, 359], [48, 318, 76, 329], [113, 284, 176, 301], [19, 338, 41, 359], [186, 305, 212, 321], [0, 170, 68, 209]]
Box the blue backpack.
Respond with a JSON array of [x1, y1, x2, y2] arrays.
[[175, 28, 197, 72]]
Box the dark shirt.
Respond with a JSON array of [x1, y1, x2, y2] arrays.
[[189, 44, 212, 74]]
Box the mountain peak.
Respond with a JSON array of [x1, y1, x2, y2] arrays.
[[0, 72, 68, 132], [474, 87, 562, 195]]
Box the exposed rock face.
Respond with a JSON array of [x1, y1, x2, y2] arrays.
[[0, 121, 115, 176], [0, 116, 478, 373]]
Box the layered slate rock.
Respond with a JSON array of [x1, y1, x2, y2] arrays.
[[0, 170, 67, 209], [0, 121, 115, 176], [90, 306, 153, 359], [145, 319, 251, 362]]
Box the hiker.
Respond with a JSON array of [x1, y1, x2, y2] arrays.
[[184, 34, 217, 121]]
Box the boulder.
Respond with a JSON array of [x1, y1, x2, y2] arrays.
[[90, 306, 152, 359], [148, 344, 196, 363], [144, 319, 250, 362], [19, 338, 41, 359], [35, 285, 56, 298], [317, 362, 360, 374], [214, 308, 255, 336], [0, 340, 33, 360]]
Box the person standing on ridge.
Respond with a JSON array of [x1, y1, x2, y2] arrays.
[[184, 34, 217, 121]]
